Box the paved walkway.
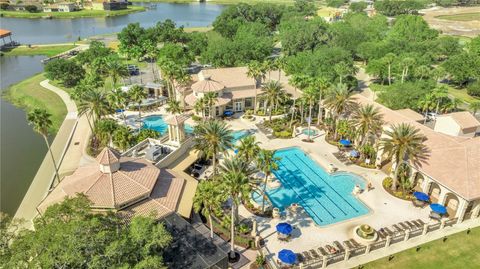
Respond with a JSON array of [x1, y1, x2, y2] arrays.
[[14, 80, 92, 228]]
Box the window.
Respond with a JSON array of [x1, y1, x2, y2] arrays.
[[245, 98, 252, 108]]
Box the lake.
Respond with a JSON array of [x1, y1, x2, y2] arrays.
[[0, 2, 225, 44], [0, 2, 224, 216]]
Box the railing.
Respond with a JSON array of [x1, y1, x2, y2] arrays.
[[409, 228, 423, 238], [444, 218, 458, 227], [327, 253, 345, 265], [427, 222, 441, 232], [370, 240, 386, 252], [391, 233, 405, 245], [350, 246, 367, 258]]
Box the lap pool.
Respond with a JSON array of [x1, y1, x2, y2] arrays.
[[254, 147, 370, 226]]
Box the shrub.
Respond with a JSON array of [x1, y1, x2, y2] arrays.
[[25, 5, 38, 13], [274, 130, 292, 138], [44, 59, 85, 87], [327, 0, 347, 8], [467, 81, 480, 97], [383, 177, 393, 189], [255, 254, 265, 265], [0, 3, 9, 10], [191, 115, 202, 122], [349, 2, 367, 13]]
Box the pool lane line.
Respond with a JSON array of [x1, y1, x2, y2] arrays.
[[275, 162, 333, 221], [289, 153, 360, 213], [281, 155, 349, 216]]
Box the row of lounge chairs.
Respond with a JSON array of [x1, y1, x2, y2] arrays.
[[297, 239, 360, 264], [377, 219, 426, 239]]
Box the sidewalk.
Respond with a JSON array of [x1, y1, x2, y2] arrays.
[[13, 80, 91, 228]]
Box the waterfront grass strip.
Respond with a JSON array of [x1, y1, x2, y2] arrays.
[[435, 12, 480, 22], [362, 227, 480, 269], [0, 5, 145, 19], [2, 45, 76, 57], [2, 73, 67, 133]]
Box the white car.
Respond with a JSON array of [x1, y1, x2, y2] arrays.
[[427, 112, 438, 121]]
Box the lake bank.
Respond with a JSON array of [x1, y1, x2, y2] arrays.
[[0, 5, 145, 19], [129, 0, 294, 4], [1, 44, 76, 57], [2, 73, 67, 133]]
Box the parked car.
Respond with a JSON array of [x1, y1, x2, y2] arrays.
[[126, 64, 140, 76], [427, 112, 437, 121]]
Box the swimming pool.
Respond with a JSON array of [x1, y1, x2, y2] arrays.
[[302, 128, 319, 136], [142, 115, 193, 134], [232, 130, 251, 143], [254, 147, 369, 226]]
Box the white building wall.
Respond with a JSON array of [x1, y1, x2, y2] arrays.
[[434, 117, 462, 137]]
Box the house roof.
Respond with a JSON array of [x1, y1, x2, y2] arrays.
[[197, 67, 254, 89], [164, 114, 190, 126], [438, 111, 480, 130], [354, 94, 480, 200], [0, 29, 12, 38], [191, 76, 225, 93], [95, 147, 121, 165], [395, 109, 424, 122]]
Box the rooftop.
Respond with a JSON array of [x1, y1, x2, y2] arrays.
[[354, 94, 480, 200], [438, 111, 480, 130]]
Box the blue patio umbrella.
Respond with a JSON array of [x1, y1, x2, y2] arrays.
[[224, 110, 234, 117], [430, 203, 447, 215], [339, 139, 351, 146], [349, 150, 360, 158], [234, 149, 239, 155], [413, 192, 430, 202], [276, 222, 293, 235], [278, 249, 297, 265], [115, 109, 125, 113]]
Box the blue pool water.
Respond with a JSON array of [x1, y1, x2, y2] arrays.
[[254, 147, 369, 226], [232, 130, 251, 143], [142, 115, 193, 134]]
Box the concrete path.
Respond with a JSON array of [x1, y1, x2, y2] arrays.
[[14, 80, 92, 228]]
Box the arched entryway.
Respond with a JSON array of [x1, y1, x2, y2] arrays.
[[444, 193, 460, 218], [413, 172, 424, 190], [427, 182, 442, 203]]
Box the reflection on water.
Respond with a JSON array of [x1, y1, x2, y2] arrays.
[[0, 55, 47, 215], [0, 2, 224, 44]]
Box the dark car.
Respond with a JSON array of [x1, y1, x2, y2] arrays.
[[126, 64, 140, 76]]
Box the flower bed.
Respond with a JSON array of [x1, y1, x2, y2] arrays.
[[382, 177, 414, 201]]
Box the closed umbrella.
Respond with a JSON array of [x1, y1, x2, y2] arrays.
[[278, 249, 297, 265], [430, 203, 447, 215], [349, 150, 360, 158], [276, 222, 293, 235]]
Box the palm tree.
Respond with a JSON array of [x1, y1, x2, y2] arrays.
[[288, 75, 309, 128], [237, 136, 260, 164], [469, 101, 480, 115], [383, 53, 396, 85], [380, 123, 428, 191], [415, 65, 431, 81], [400, 57, 415, 83], [166, 99, 182, 115], [313, 77, 329, 124], [193, 180, 224, 239], [77, 88, 110, 133], [193, 120, 233, 175], [256, 149, 279, 213], [221, 162, 251, 259], [351, 104, 384, 146], [194, 97, 207, 119], [95, 119, 118, 147], [417, 93, 435, 124], [432, 85, 449, 115], [27, 109, 60, 185], [263, 59, 275, 81], [106, 56, 128, 90], [323, 83, 356, 140], [262, 81, 285, 122], [128, 85, 147, 118], [302, 86, 318, 141], [203, 92, 218, 119], [112, 126, 133, 151], [107, 88, 129, 124], [334, 62, 350, 84], [247, 61, 266, 114], [276, 57, 287, 81]]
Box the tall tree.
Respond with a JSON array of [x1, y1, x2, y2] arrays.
[[383, 53, 396, 85], [193, 180, 224, 239], [380, 123, 428, 191], [220, 160, 251, 259], [77, 88, 110, 132], [27, 109, 60, 185], [128, 85, 147, 118], [204, 92, 218, 119], [323, 83, 356, 140], [107, 88, 129, 124], [432, 85, 449, 115], [194, 97, 207, 119], [105, 56, 128, 90], [302, 86, 318, 141], [470, 101, 480, 116], [262, 81, 285, 122], [237, 136, 260, 164], [256, 149, 279, 213], [166, 99, 182, 115], [247, 60, 266, 114], [193, 120, 233, 175], [288, 75, 310, 128], [351, 104, 384, 146]]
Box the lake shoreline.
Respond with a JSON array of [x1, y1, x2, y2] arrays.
[[0, 5, 145, 19], [129, 0, 294, 5]]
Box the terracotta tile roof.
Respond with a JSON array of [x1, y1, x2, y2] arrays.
[[354, 94, 480, 200], [191, 77, 225, 93], [199, 67, 254, 89], [95, 147, 121, 165], [438, 111, 480, 130], [395, 109, 424, 122]]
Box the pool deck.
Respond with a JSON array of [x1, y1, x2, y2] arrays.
[[226, 117, 432, 259]]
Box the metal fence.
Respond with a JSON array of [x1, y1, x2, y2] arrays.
[[391, 233, 405, 245], [370, 240, 387, 252], [326, 253, 345, 266], [427, 222, 441, 232], [444, 218, 458, 227], [349, 246, 367, 258], [409, 228, 423, 238]]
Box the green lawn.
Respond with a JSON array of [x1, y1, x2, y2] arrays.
[[0, 6, 145, 19], [2, 73, 67, 133], [129, 0, 296, 4], [2, 44, 75, 57], [447, 86, 479, 104], [362, 228, 480, 269], [436, 13, 480, 22]]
